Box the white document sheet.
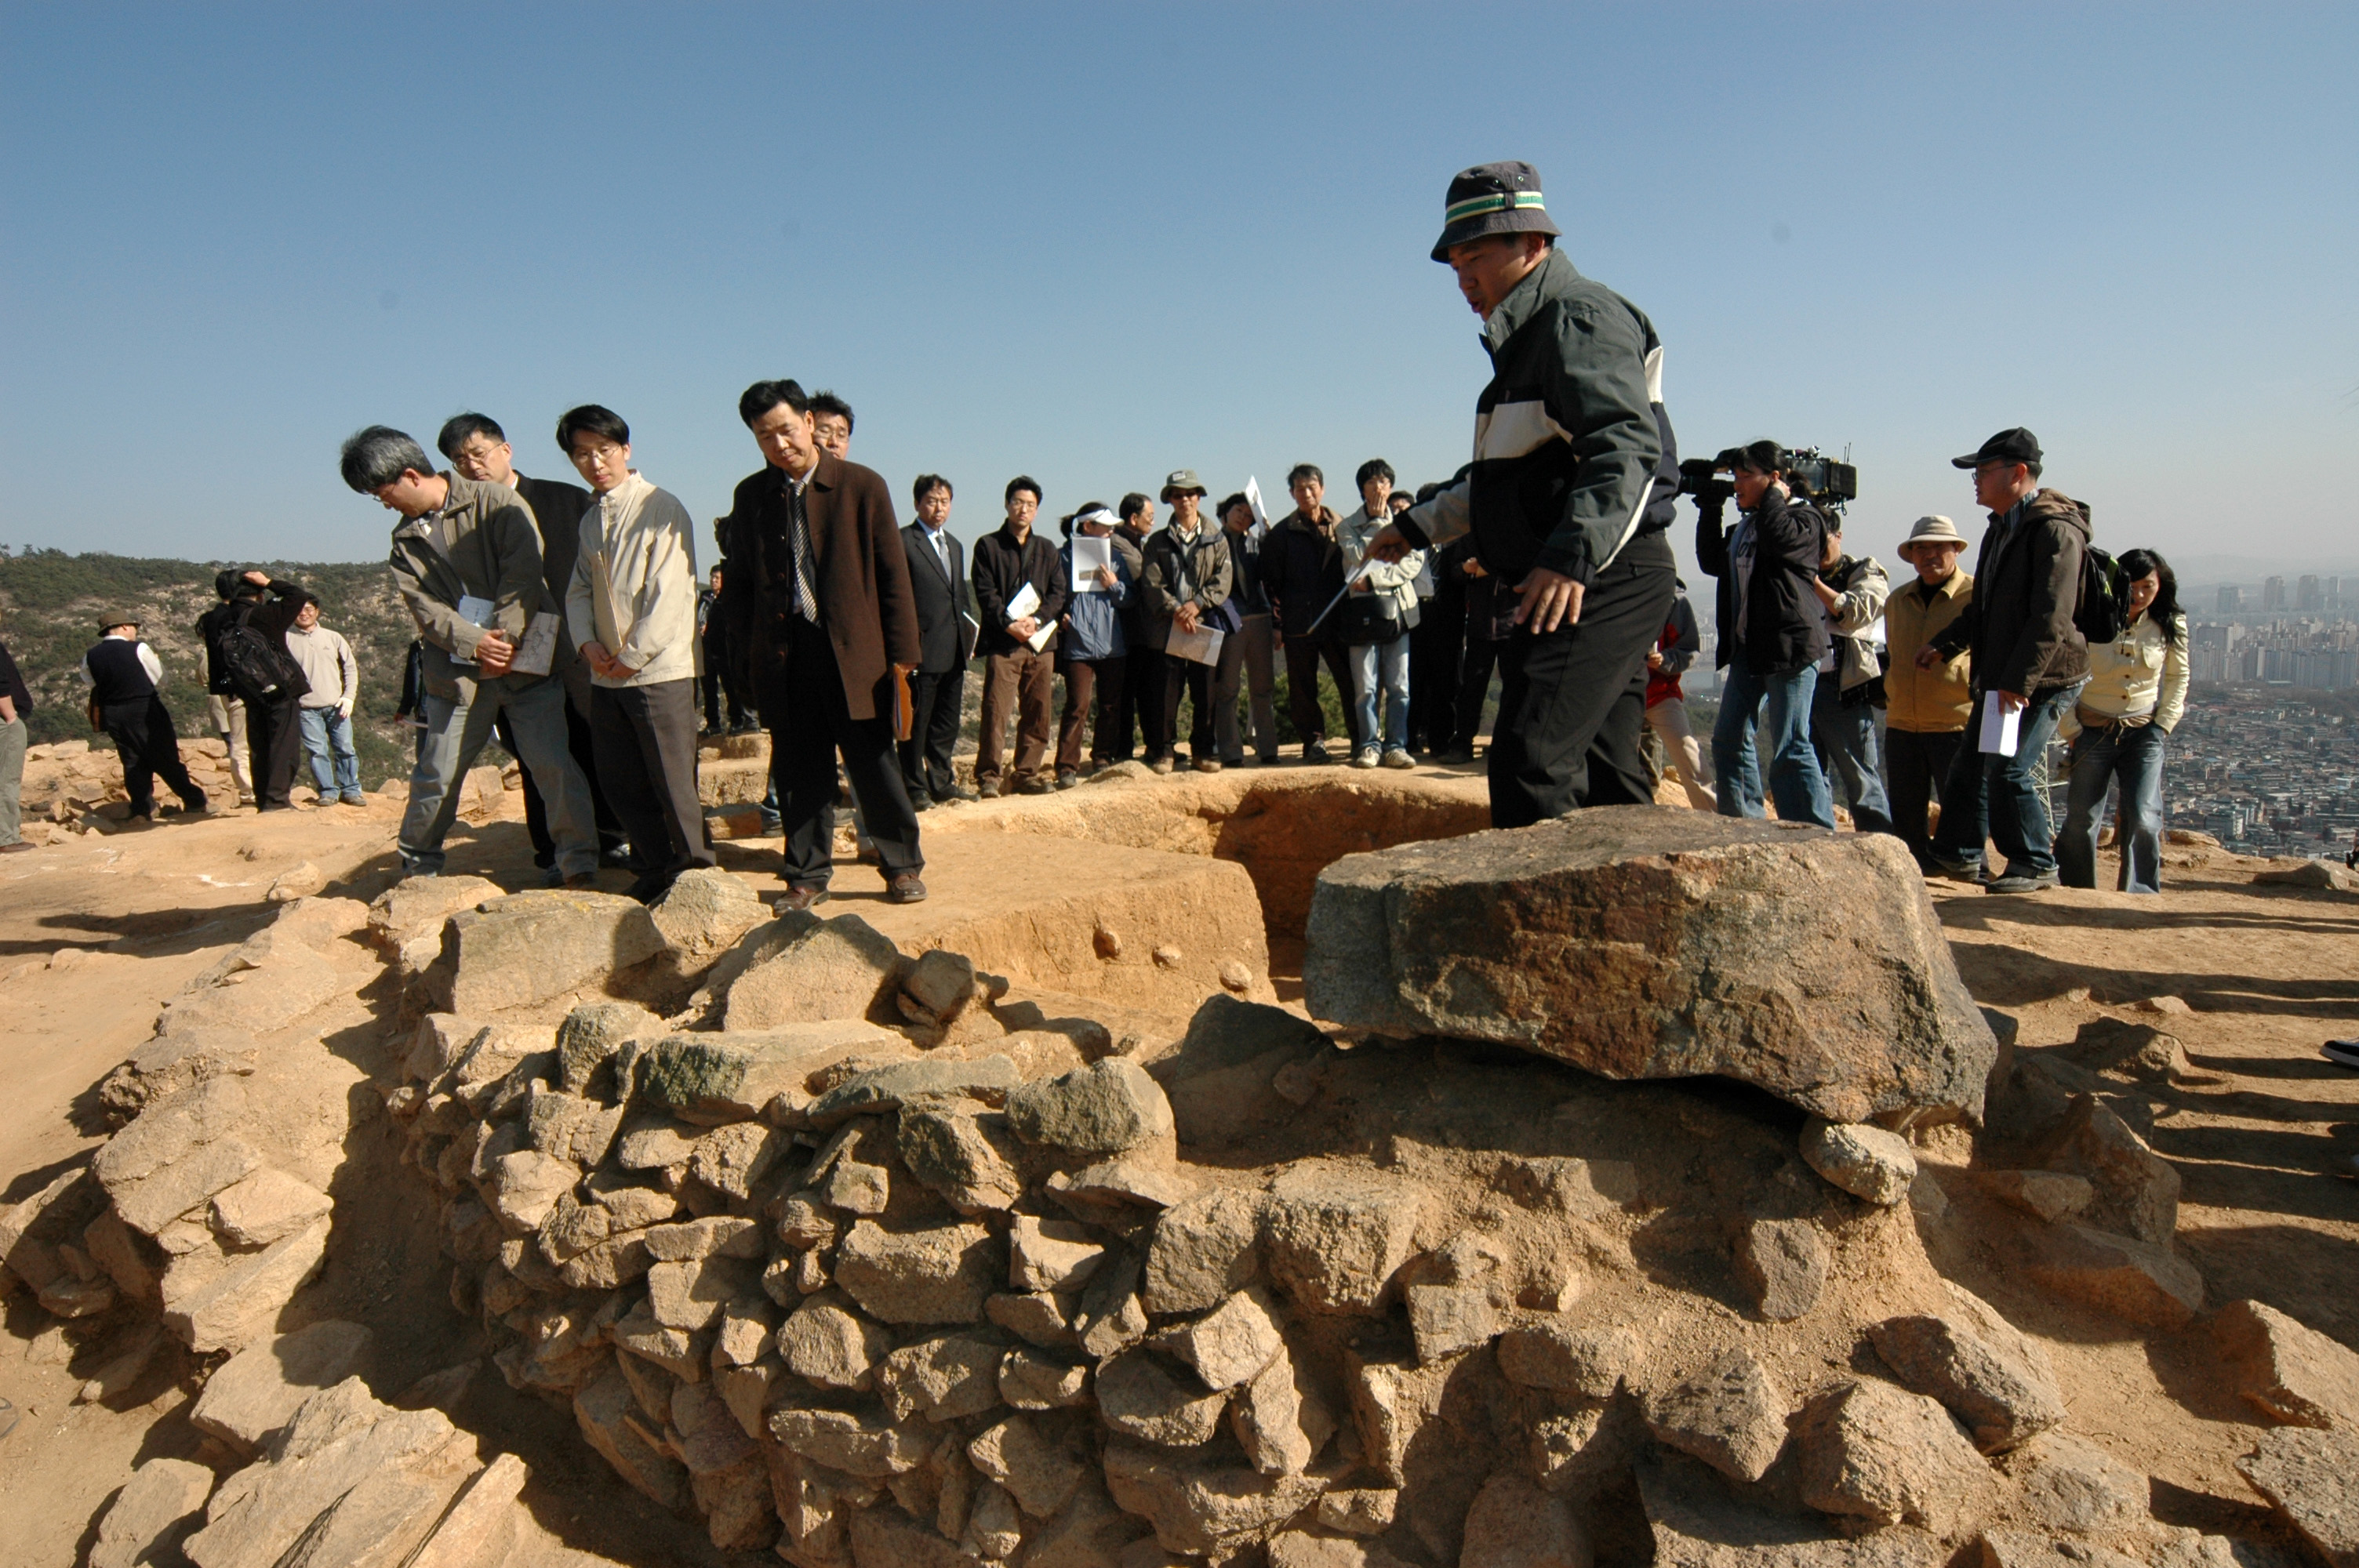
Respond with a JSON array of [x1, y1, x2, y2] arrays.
[[1070, 535, 1113, 591], [1165, 622, 1225, 666], [1977, 692, 2021, 757], [454, 595, 496, 665], [1026, 621, 1057, 653], [1005, 583, 1041, 622]]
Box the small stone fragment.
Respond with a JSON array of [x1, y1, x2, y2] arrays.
[[834, 1220, 1000, 1324], [1405, 1283, 1499, 1364], [969, 1414, 1089, 1518], [1801, 1119, 1918, 1206], [1156, 1285, 1286, 1390], [1005, 1058, 1176, 1156], [1497, 1320, 1642, 1402], [1868, 1283, 2068, 1453], [1646, 1347, 1791, 1483], [2234, 1425, 2359, 1568], [1974, 1170, 2096, 1224], [1796, 1377, 1992, 1532], [1144, 1186, 1263, 1316], [1097, 1348, 1230, 1446], [1736, 1218, 1829, 1323], [1010, 1214, 1108, 1294], [1001, 1347, 1092, 1410], [776, 1293, 891, 1391], [2211, 1298, 2359, 1431], [1459, 1471, 1590, 1568]]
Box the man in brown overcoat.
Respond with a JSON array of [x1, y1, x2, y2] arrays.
[[716, 379, 927, 907]]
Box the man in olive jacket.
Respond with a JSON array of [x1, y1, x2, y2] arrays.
[[341, 424, 597, 882], [1926, 427, 2091, 893], [1370, 161, 1681, 827]]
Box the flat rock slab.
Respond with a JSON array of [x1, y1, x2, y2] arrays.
[[1303, 806, 1996, 1122], [2237, 1424, 2359, 1567], [438, 891, 664, 1014], [189, 1320, 373, 1456], [2212, 1298, 2359, 1429]]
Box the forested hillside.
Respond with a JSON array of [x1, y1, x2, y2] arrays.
[[0, 548, 422, 787]]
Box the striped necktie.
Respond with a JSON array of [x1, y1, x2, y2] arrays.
[[791, 481, 820, 622]]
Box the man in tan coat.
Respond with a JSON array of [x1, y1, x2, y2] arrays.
[[1886, 515, 1975, 868]]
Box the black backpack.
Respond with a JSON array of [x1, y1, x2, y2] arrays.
[[2073, 544, 2124, 644], [220, 603, 311, 705]]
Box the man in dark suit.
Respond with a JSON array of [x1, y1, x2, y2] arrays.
[[900, 473, 977, 808], [716, 379, 926, 909], [439, 412, 629, 873]]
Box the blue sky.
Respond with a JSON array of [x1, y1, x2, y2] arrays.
[[2, 3, 2353, 585]]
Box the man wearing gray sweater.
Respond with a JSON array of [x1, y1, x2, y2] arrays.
[[286, 599, 364, 805], [559, 405, 712, 902]]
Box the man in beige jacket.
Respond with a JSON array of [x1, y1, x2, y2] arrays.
[[558, 405, 712, 902]]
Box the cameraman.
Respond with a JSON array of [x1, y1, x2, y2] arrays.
[[1692, 441, 1834, 828]]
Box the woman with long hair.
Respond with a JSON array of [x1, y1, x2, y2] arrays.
[[2057, 547, 2188, 892]]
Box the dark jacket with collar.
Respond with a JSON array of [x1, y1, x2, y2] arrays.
[[514, 474, 594, 698], [388, 473, 558, 704], [1695, 486, 1827, 675], [1398, 247, 1679, 586], [1260, 507, 1347, 639], [970, 524, 1068, 659], [1929, 488, 2092, 699], [715, 452, 921, 722], [901, 522, 976, 673]]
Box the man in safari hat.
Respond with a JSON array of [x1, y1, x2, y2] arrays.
[[1365, 160, 1682, 827], [1885, 514, 1975, 867]]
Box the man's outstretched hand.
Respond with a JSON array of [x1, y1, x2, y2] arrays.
[[1363, 524, 1414, 563], [1515, 568, 1583, 633]]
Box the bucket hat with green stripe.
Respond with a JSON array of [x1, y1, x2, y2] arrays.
[[1430, 161, 1561, 262]]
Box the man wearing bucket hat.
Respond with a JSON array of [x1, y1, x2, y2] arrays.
[[1365, 161, 1681, 828], [79, 615, 209, 821], [1883, 515, 1976, 866]]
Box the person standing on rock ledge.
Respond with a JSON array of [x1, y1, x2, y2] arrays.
[[342, 425, 599, 885], [1364, 161, 1682, 827], [714, 379, 927, 909]]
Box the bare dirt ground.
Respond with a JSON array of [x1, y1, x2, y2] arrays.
[[0, 779, 2354, 1566]]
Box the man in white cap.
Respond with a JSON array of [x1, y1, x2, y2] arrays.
[[1885, 515, 1975, 866]]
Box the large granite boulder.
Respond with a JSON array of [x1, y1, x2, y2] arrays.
[[1303, 807, 1995, 1122]]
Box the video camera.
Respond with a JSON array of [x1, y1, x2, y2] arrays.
[[1678, 446, 1859, 514]]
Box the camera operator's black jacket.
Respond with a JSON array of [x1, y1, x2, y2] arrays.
[[1695, 488, 1828, 675], [1398, 248, 1677, 585]]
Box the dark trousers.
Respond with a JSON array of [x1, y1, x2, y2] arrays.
[[104, 698, 203, 817], [591, 677, 713, 881], [701, 632, 750, 730], [508, 684, 624, 867], [1452, 638, 1502, 752], [977, 647, 1056, 784], [248, 694, 304, 809], [1107, 648, 1142, 761], [1487, 529, 1677, 829], [899, 666, 966, 800], [1132, 646, 1172, 762], [1407, 582, 1466, 752], [763, 615, 921, 889], [1162, 654, 1215, 760], [1282, 636, 1359, 750], [1886, 728, 1963, 866], [1056, 657, 1125, 771], [1935, 684, 2074, 874]]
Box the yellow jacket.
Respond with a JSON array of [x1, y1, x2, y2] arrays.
[[2071, 611, 2188, 735], [1884, 569, 1975, 732]]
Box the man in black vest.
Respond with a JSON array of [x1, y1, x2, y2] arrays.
[[80, 616, 207, 821], [439, 412, 628, 869], [899, 473, 978, 807]]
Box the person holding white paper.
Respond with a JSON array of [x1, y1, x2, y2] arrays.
[[1337, 458, 1423, 770], [1921, 428, 2092, 894], [559, 405, 712, 903], [1140, 470, 1234, 774], [342, 423, 596, 884], [970, 476, 1068, 795], [1053, 503, 1132, 786]]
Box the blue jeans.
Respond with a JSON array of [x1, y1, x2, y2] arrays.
[[1810, 678, 1893, 834], [1713, 659, 1834, 828], [402, 673, 594, 877], [1940, 685, 2077, 875], [1350, 634, 1411, 753], [297, 706, 361, 800], [2058, 720, 2166, 893]]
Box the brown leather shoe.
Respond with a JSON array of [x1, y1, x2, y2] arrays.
[[885, 873, 928, 905], [563, 872, 599, 890], [0, 842, 33, 854], [776, 884, 831, 914]]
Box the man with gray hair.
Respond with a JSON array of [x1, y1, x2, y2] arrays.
[[340, 424, 597, 882]]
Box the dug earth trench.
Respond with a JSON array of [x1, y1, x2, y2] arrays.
[[1, 742, 2354, 1568]]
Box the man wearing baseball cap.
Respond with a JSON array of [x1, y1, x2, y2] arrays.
[[1920, 428, 2092, 892], [1365, 161, 1681, 827], [1884, 515, 1976, 866]]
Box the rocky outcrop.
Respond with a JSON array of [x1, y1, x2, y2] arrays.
[[1303, 808, 1997, 1123]]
